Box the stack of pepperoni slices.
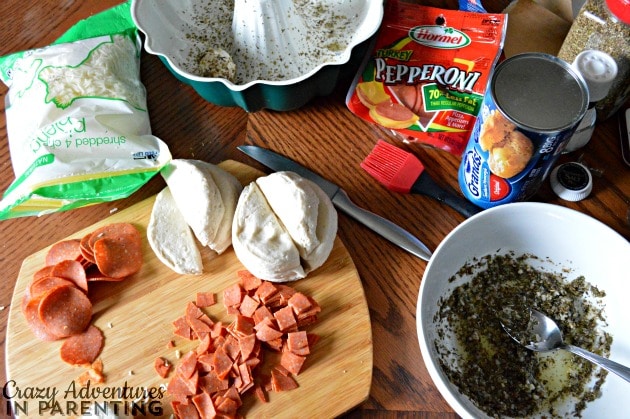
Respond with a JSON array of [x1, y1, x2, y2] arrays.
[[21, 223, 143, 368]]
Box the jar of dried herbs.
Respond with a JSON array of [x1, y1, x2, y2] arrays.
[[558, 0, 630, 121]]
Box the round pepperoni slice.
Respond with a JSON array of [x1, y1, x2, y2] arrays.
[[80, 232, 96, 264], [50, 259, 88, 292], [22, 294, 60, 342], [28, 276, 76, 300], [60, 325, 104, 366], [93, 235, 143, 279], [45, 239, 82, 266], [88, 223, 140, 250], [38, 285, 92, 339], [33, 265, 55, 281], [84, 264, 120, 282]]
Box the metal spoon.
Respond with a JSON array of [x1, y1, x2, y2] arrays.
[[500, 307, 630, 383]]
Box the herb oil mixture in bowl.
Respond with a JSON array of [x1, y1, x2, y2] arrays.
[[436, 252, 610, 417], [417, 202, 630, 419]]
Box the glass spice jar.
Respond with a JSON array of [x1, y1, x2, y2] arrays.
[[558, 0, 630, 121]]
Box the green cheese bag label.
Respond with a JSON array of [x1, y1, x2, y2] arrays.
[[0, 3, 171, 220]]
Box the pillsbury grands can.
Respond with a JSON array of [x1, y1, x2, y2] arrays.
[[458, 53, 588, 208]]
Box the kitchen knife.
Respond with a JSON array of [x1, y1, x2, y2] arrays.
[[238, 145, 433, 261]]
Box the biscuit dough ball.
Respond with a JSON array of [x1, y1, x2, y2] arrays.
[[232, 171, 338, 282], [203, 163, 244, 254], [232, 181, 305, 281], [161, 159, 242, 254], [197, 48, 236, 81], [147, 187, 203, 275]]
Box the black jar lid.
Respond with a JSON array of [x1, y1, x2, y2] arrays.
[[550, 162, 593, 201]]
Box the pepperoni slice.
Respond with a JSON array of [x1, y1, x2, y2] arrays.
[[88, 222, 140, 249], [154, 357, 171, 378], [192, 392, 216, 419], [22, 294, 60, 342], [287, 330, 310, 356], [174, 400, 202, 418], [373, 100, 416, 121], [79, 233, 96, 264], [212, 347, 233, 380], [237, 270, 262, 291], [255, 322, 282, 342], [84, 265, 124, 282], [93, 235, 142, 279], [33, 265, 55, 281], [270, 368, 298, 391], [195, 292, 216, 308], [38, 285, 92, 339], [60, 325, 104, 366], [50, 259, 88, 292], [223, 283, 243, 309], [280, 350, 306, 375], [273, 305, 297, 332], [28, 276, 76, 301], [45, 239, 82, 266], [177, 351, 198, 380], [239, 295, 259, 318]]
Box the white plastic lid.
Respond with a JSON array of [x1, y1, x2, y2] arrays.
[[550, 162, 593, 201], [572, 50, 618, 102]]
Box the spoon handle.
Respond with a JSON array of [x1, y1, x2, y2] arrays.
[[564, 344, 630, 383]]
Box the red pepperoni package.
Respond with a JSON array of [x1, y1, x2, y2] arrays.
[[346, 0, 507, 155]]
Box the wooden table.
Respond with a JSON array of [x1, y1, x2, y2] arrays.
[[1, 1, 628, 417]]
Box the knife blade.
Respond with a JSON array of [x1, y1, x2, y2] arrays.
[[238, 145, 433, 261]]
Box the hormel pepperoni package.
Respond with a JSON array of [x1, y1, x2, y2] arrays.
[[346, 0, 507, 155]]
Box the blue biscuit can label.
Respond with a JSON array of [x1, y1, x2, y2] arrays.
[[458, 53, 588, 208]]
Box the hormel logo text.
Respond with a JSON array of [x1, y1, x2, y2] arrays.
[[409, 25, 471, 49]]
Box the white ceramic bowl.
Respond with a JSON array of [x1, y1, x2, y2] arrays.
[[417, 202, 630, 418], [131, 0, 383, 112]]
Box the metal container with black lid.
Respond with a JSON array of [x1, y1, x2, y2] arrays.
[[458, 53, 589, 209]]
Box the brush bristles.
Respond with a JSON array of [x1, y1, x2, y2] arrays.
[[361, 140, 425, 194]]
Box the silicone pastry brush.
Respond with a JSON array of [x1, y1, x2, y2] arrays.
[[361, 140, 482, 218]]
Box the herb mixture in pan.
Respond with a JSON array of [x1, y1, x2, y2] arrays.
[[183, 0, 355, 83], [434, 252, 611, 418]]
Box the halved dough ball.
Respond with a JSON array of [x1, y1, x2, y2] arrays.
[[161, 159, 224, 248], [232, 181, 305, 281], [256, 172, 321, 258], [161, 159, 242, 254], [302, 179, 337, 273], [147, 187, 203, 275], [232, 171, 338, 282], [203, 164, 243, 254]]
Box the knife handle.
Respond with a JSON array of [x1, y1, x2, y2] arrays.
[[332, 189, 433, 261]]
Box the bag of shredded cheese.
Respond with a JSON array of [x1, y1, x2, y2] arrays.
[[0, 2, 171, 220]]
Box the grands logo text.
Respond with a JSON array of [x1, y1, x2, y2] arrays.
[[3, 380, 165, 417]]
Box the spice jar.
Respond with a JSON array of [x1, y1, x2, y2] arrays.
[[558, 0, 630, 121], [564, 50, 617, 152]]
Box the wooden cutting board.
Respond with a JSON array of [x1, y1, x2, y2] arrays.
[[5, 160, 373, 418]]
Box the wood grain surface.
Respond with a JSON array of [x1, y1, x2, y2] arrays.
[[1, 1, 629, 418], [6, 161, 372, 418]]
